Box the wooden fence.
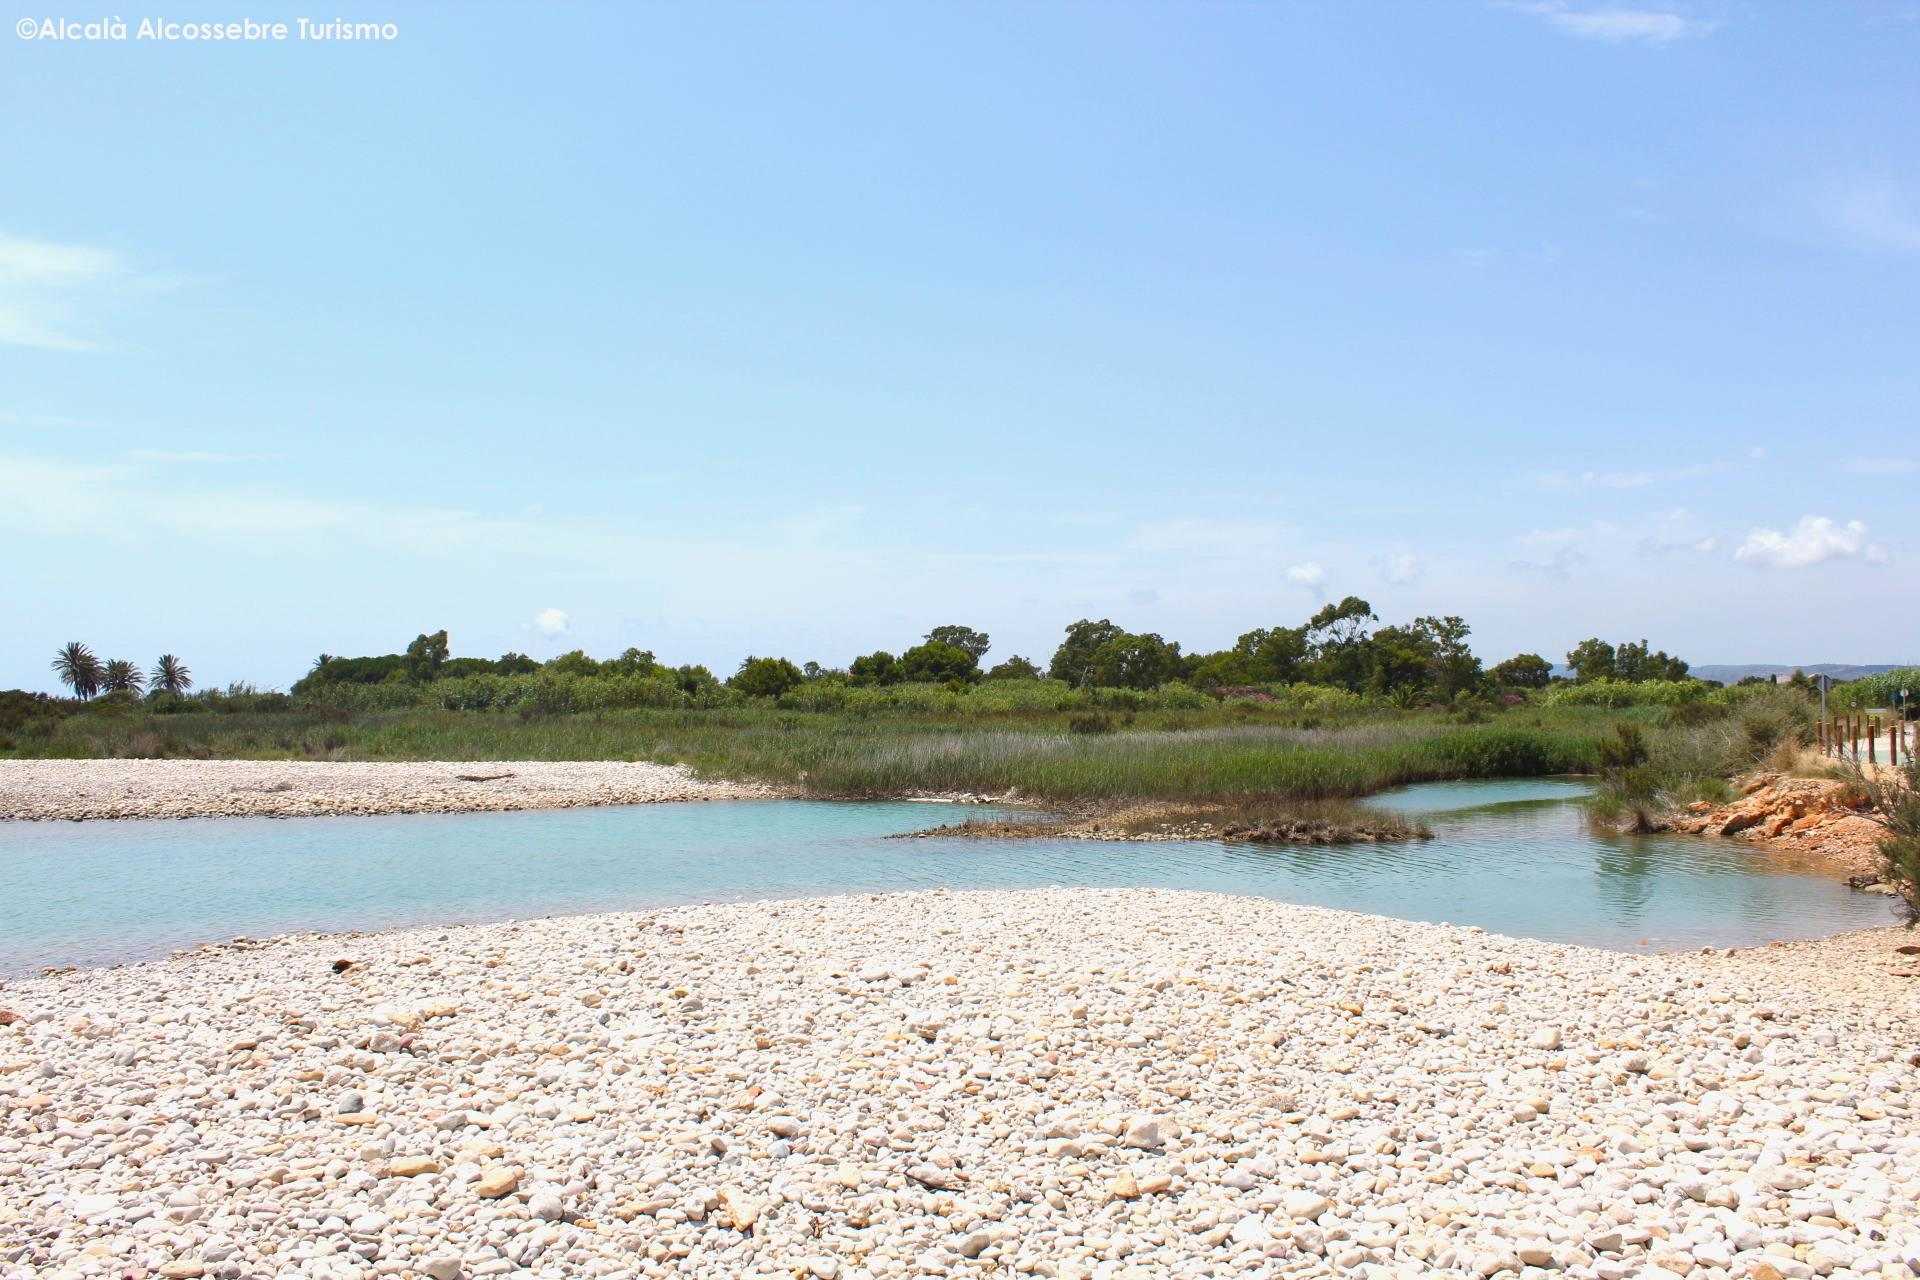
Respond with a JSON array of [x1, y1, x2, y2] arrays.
[[1816, 712, 1915, 767]]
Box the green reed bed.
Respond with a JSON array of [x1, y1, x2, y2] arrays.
[[9, 703, 1605, 804]]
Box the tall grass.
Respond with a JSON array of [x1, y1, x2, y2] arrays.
[[4, 702, 1606, 803], [1587, 685, 1817, 826]]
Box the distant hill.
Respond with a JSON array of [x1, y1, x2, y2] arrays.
[[1688, 663, 1917, 685]]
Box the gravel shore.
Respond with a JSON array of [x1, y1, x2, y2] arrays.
[[4, 888, 1918, 1279], [0, 760, 778, 821]]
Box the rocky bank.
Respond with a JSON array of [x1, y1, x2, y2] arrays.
[[1666, 774, 1891, 881], [4, 888, 1919, 1280], [0, 760, 778, 822]]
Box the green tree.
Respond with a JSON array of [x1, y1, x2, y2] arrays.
[[1613, 639, 1689, 682], [984, 655, 1041, 680], [899, 641, 980, 684], [51, 642, 102, 700], [1412, 615, 1480, 697], [605, 647, 660, 677], [1488, 653, 1552, 690], [1087, 632, 1182, 690], [730, 656, 804, 698], [543, 649, 602, 677], [1304, 597, 1378, 691], [848, 651, 902, 686], [150, 654, 193, 695], [404, 630, 450, 682], [1185, 651, 1251, 688], [1366, 624, 1435, 696], [924, 625, 990, 662], [100, 659, 146, 695], [1237, 625, 1309, 684], [1049, 619, 1125, 687], [671, 664, 720, 695], [495, 652, 539, 675], [1566, 638, 1617, 683]]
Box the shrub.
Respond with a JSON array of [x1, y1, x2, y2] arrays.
[[1541, 678, 1711, 708], [898, 641, 978, 684], [1596, 723, 1649, 771], [1831, 668, 1920, 712], [1068, 712, 1115, 735], [848, 651, 901, 687], [731, 656, 805, 700]]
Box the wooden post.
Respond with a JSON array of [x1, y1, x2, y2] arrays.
[[1892, 719, 1901, 766], [1817, 719, 1826, 754], [1868, 717, 1877, 765]]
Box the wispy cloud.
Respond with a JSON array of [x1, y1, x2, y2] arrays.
[[1842, 456, 1916, 476], [128, 449, 273, 465], [1374, 551, 1422, 586], [1284, 562, 1327, 594], [1828, 180, 1920, 255], [0, 408, 87, 429], [0, 231, 172, 352], [1508, 525, 1603, 579], [1532, 461, 1726, 491], [1502, 2, 1709, 44], [1734, 516, 1889, 570], [1128, 517, 1290, 555], [1634, 507, 1720, 557]]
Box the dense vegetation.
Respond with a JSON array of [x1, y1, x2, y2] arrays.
[[10, 613, 1872, 813]]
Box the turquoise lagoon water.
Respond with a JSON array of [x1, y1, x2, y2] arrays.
[[0, 779, 1897, 973]]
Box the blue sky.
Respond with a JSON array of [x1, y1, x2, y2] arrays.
[[3, 1, 1917, 690]]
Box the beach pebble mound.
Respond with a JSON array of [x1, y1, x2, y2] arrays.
[[0, 759, 777, 821], [3, 888, 1918, 1279]]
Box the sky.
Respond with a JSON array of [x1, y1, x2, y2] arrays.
[[3, 1, 1917, 691]]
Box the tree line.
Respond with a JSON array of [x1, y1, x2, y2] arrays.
[[243, 602, 1693, 705], [50, 643, 192, 700]]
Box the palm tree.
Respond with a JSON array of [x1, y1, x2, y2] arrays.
[[51, 642, 102, 699], [151, 654, 193, 695], [101, 659, 146, 695]]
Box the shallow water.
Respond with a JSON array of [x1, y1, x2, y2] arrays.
[[0, 780, 1897, 972]]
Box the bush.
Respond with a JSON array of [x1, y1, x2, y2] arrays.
[[1596, 723, 1649, 771], [1068, 712, 1115, 735], [731, 656, 805, 700], [898, 641, 979, 685], [1540, 678, 1711, 708], [1832, 668, 1920, 712]]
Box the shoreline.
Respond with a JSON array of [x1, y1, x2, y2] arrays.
[[4, 888, 1917, 1278], [0, 758, 783, 821]]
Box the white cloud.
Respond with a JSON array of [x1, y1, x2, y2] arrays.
[[533, 608, 570, 636], [1504, 2, 1706, 44], [1509, 545, 1589, 580], [1842, 456, 1916, 476], [1734, 516, 1888, 570], [0, 305, 100, 353], [1375, 551, 1422, 585], [0, 234, 122, 285], [1285, 562, 1326, 591], [1634, 507, 1721, 558], [0, 232, 172, 352]]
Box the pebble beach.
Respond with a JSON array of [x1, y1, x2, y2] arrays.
[[0, 760, 776, 822], [4, 888, 1918, 1280]]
